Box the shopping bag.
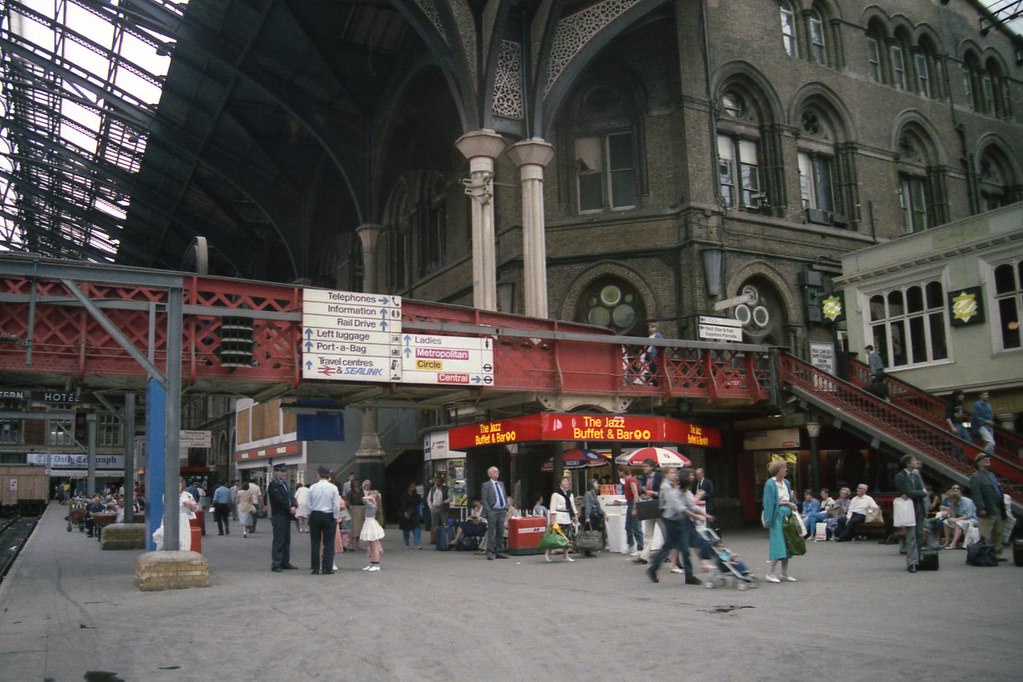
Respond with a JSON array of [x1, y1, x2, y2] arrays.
[[814, 522, 828, 542], [893, 497, 916, 527], [783, 513, 806, 556], [538, 524, 569, 550], [574, 529, 602, 552]]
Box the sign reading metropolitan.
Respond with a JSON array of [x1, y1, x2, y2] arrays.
[[301, 288, 494, 386]]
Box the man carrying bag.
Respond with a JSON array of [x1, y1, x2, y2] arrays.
[[894, 454, 927, 573]]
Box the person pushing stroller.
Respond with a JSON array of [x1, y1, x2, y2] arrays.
[[700, 528, 758, 590]]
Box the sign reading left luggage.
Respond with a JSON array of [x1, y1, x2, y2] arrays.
[[301, 288, 403, 382]]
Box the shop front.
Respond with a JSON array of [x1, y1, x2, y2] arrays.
[[445, 412, 721, 553]]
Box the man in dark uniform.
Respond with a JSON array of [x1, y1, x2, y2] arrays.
[[267, 463, 297, 572]]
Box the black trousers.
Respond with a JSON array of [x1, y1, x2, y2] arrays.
[[271, 514, 291, 568], [214, 502, 230, 534], [309, 510, 335, 573]]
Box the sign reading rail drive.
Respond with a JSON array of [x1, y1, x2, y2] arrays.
[[300, 288, 494, 386], [301, 288, 403, 382]]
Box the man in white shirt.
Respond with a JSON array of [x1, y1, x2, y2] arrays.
[[306, 467, 341, 575], [836, 483, 879, 541]]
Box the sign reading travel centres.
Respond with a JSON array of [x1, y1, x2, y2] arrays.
[[301, 288, 494, 386], [448, 413, 720, 450]]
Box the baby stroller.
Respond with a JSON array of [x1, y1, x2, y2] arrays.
[[699, 528, 759, 591]]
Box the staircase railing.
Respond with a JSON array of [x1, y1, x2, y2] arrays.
[[778, 354, 1023, 502], [848, 358, 1023, 468]]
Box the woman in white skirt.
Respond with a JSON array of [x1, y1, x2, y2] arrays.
[[360, 480, 385, 572], [236, 481, 256, 538]]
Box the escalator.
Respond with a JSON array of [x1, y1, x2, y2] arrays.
[[778, 353, 1023, 516]]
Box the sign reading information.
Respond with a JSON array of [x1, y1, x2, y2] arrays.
[[302, 288, 403, 382]]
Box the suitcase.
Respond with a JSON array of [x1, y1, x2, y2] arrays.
[[918, 549, 939, 571], [435, 524, 451, 551], [1013, 540, 1023, 567]]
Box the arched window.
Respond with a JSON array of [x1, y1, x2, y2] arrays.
[[807, 9, 826, 65], [384, 188, 411, 292], [985, 58, 1011, 118], [574, 277, 647, 336], [895, 125, 946, 233], [868, 280, 948, 369], [797, 109, 836, 217], [571, 83, 640, 213], [962, 51, 983, 112], [890, 28, 912, 91], [993, 261, 1023, 351], [717, 91, 762, 211], [716, 76, 786, 216], [865, 20, 887, 84], [780, 2, 798, 57], [914, 36, 942, 99], [978, 146, 1018, 211]]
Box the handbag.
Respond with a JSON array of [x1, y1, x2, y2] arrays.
[[635, 499, 660, 521], [892, 497, 917, 527], [574, 529, 602, 552]]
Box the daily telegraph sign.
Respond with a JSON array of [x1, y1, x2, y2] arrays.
[[447, 413, 720, 450], [27, 453, 124, 468]]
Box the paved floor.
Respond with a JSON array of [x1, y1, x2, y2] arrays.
[[1, 504, 1020, 682]]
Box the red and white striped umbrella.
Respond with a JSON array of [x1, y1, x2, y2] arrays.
[[615, 446, 691, 468]]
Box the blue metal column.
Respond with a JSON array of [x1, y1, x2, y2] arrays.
[[146, 378, 165, 550]]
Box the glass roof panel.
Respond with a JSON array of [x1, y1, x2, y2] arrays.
[[0, 0, 185, 262]]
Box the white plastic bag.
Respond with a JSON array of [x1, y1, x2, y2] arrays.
[[893, 497, 916, 527]]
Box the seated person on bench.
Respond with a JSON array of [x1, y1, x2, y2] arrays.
[[836, 484, 879, 541], [450, 499, 488, 548], [84, 495, 107, 537], [942, 485, 977, 549]]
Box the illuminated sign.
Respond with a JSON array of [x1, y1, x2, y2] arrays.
[[447, 413, 720, 450]]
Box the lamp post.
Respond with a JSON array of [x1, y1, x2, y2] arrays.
[[806, 420, 821, 491]]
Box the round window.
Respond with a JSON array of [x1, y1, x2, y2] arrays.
[[576, 278, 646, 335]]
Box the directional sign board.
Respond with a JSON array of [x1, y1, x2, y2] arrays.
[[301, 288, 402, 382], [697, 315, 743, 342], [401, 334, 494, 386], [300, 288, 495, 387]]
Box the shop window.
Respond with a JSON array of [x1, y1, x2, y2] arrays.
[[868, 279, 948, 369], [780, 2, 798, 57], [993, 261, 1023, 351]]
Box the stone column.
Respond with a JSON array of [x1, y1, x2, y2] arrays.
[[506, 138, 555, 318], [354, 224, 385, 483], [455, 129, 507, 311]]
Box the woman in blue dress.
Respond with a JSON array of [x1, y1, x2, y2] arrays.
[[762, 459, 799, 583]]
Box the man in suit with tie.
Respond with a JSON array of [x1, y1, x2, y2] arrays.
[[481, 466, 509, 560], [894, 454, 927, 573], [267, 463, 298, 572]]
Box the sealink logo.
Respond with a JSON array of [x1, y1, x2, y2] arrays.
[[951, 290, 978, 324], [821, 294, 843, 322]]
